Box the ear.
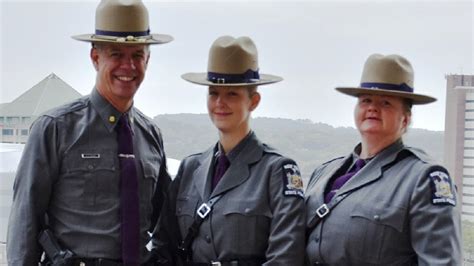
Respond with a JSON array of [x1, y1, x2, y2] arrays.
[[144, 52, 151, 70], [402, 113, 411, 128], [249, 92, 261, 111], [90, 47, 100, 71]]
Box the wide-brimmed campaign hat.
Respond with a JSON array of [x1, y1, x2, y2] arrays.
[[72, 0, 173, 45], [336, 54, 436, 104], [182, 36, 282, 86]]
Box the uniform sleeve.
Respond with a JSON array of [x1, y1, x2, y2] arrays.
[[264, 158, 305, 265], [149, 124, 172, 230], [409, 165, 462, 266], [7, 116, 59, 265]]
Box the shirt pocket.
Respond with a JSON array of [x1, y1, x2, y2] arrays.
[[348, 203, 407, 263], [60, 149, 117, 207], [139, 159, 160, 221], [221, 199, 272, 252], [140, 159, 159, 201], [175, 196, 199, 237]]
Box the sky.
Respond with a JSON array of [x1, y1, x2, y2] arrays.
[[0, 0, 472, 131]]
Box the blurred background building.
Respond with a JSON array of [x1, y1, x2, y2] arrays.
[[444, 74, 474, 264], [0, 73, 81, 143]]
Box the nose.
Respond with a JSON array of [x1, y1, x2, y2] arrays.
[[367, 101, 379, 112], [121, 56, 136, 70], [216, 95, 225, 106]]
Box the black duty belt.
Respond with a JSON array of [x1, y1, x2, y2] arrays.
[[185, 258, 264, 266], [68, 258, 123, 266]]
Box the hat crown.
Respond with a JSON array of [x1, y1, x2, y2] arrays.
[[361, 54, 414, 88], [95, 0, 149, 34], [207, 36, 259, 74]]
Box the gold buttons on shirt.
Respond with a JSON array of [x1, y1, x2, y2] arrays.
[[109, 115, 116, 123]]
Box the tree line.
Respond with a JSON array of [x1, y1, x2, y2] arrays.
[[154, 113, 444, 181]]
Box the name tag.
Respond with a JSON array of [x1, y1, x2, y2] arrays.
[[81, 153, 100, 159]]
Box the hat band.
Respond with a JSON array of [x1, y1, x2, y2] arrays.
[[95, 29, 151, 37], [361, 82, 413, 93], [207, 69, 260, 84]]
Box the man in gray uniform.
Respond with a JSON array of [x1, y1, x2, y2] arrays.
[[7, 0, 173, 265]]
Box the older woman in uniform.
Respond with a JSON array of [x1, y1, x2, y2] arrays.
[[154, 36, 305, 265], [305, 54, 461, 265]]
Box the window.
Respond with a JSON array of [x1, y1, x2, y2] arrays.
[[21, 129, 28, 136], [2, 129, 14, 135], [22, 117, 31, 124], [6, 117, 19, 124]]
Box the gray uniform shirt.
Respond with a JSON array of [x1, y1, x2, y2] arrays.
[[7, 89, 171, 265], [305, 140, 461, 266], [155, 131, 305, 265]]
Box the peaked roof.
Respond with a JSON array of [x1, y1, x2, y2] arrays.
[[0, 73, 82, 116]]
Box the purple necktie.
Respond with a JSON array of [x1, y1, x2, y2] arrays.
[[212, 153, 230, 190], [116, 114, 140, 265], [324, 159, 366, 203]]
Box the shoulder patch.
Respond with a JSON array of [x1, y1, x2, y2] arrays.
[[404, 146, 434, 164], [428, 166, 456, 206], [282, 162, 304, 198]]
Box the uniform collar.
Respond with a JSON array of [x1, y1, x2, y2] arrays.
[[90, 88, 135, 133], [215, 131, 255, 164], [351, 138, 404, 163]]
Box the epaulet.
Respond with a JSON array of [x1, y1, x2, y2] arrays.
[[41, 95, 89, 118], [262, 143, 283, 156], [134, 108, 158, 129], [403, 146, 435, 164], [322, 156, 345, 166], [134, 108, 152, 123], [184, 151, 205, 160]]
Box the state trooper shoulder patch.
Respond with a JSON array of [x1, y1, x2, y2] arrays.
[[428, 167, 456, 206], [282, 162, 304, 198]]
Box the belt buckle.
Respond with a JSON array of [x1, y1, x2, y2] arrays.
[[316, 204, 329, 218], [79, 262, 86, 266], [197, 203, 211, 218], [211, 261, 222, 266]]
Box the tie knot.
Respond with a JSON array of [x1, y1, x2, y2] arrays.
[[354, 159, 366, 171], [117, 114, 133, 133], [118, 113, 129, 126], [217, 153, 230, 169]]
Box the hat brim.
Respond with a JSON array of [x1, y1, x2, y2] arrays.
[[181, 72, 283, 87], [72, 33, 173, 45], [335, 87, 436, 105]]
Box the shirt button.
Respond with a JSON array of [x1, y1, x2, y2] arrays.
[[205, 235, 212, 243], [88, 165, 93, 170], [314, 237, 320, 243], [373, 214, 380, 221]]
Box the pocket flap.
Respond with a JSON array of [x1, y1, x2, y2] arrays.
[[223, 199, 272, 218], [351, 204, 406, 232]]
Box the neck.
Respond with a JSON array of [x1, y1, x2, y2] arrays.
[[218, 127, 251, 154], [96, 86, 133, 113], [359, 134, 400, 159]]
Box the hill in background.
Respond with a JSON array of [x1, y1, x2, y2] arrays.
[[154, 114, 444, 181]]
